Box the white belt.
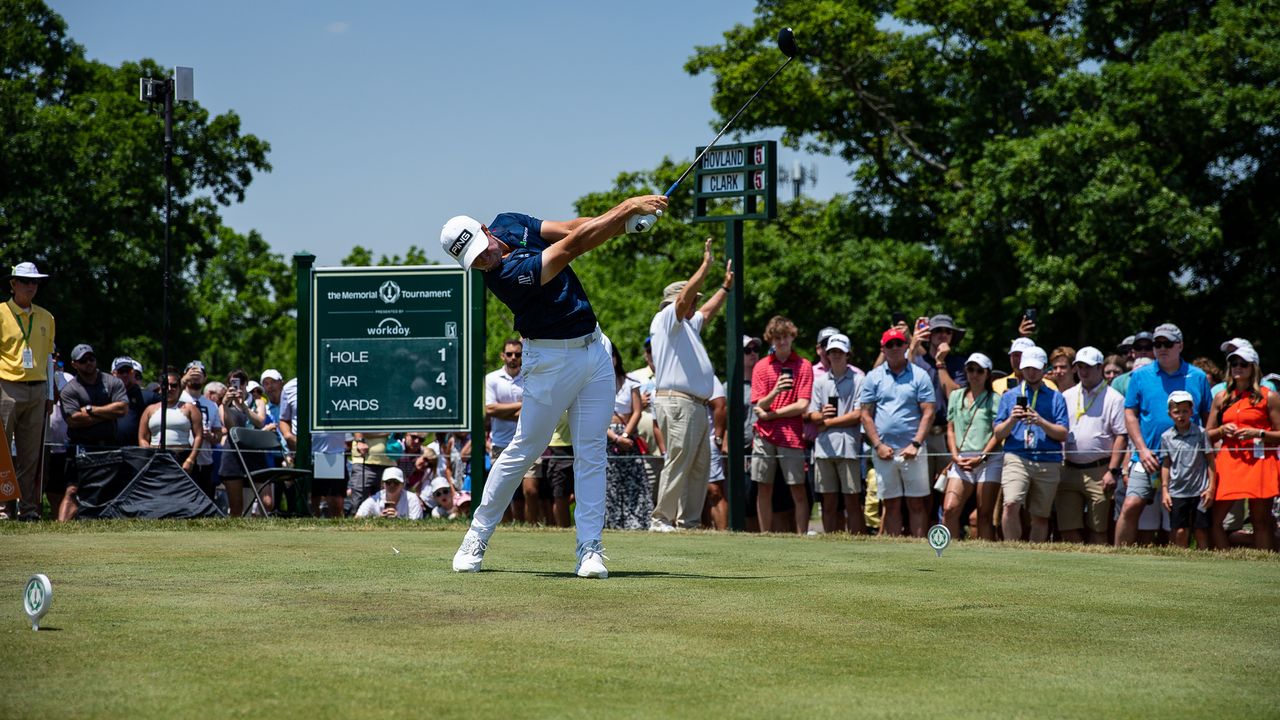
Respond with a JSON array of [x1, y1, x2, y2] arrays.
[[524, 326, 601, 349]]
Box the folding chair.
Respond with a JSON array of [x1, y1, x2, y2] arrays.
[[228, 427, 311, 517]]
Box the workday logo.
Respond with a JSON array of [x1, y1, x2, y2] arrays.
[[368, 318, 411, 336], [379, 280, 401, 304]]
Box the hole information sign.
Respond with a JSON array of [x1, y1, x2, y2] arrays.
[[691, 140, 777, 223], [309, 266, 472, 432]]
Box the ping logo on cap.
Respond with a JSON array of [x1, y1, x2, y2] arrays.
[[448, 229, 473, 258]]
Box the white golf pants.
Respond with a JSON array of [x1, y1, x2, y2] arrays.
[[469, 329, 615, 548]]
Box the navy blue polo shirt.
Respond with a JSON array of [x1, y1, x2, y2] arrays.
[[482, 213, 598, 340]]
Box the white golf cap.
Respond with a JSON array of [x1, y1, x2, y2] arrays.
[[246, 380, 263, 394], [825, 333, 850, 353], [112, 356, 136, 371], [817, 326, 841, 345], [382, 467, 405, 484], [11, 262, 48, 279], [965, 352, 993, 370], [1220, 337, 1253, 354], [429, 476, 451, 494], [1008, 337, 1036, 354], [440, 215, 488, 270], [1074, 346, 1105, 366], [1019, 346, 1048, 370], [1153, 323, 1183, 343], [1167, 390, 1194, 407], [260, 369, 283, 383], [1229, 345, 1259, 365]]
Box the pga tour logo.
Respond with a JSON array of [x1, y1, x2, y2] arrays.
[[448, 229, 473, 258]]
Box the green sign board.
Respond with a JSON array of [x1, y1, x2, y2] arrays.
[[309, 267, 472, 432], [691, 140, 777, 223]]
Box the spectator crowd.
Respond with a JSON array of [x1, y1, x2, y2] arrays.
[[4, 259, 1278, 552]]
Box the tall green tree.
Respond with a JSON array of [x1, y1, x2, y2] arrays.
[[688, 0, 1280, 358], [0, 0, 288, 378]]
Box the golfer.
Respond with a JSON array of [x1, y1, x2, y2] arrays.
[[440, 193, 668, 578]]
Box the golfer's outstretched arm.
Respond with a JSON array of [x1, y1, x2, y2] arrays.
[[541, 195, 667, 284]]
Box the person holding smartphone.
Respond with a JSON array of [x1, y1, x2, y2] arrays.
[[354, 466, 424, 519], [992, 346, 1069, 542], [751, 315, 814, 534], [806, 334, 865, 534]]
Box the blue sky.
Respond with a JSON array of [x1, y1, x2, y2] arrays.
[[51, 1, 853, 266]]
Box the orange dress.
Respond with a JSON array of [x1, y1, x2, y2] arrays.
[[1215, 388, 1280, 500]]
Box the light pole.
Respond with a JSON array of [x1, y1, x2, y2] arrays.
[[139, 67, 193, 452]]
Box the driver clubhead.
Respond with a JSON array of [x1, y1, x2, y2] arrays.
[[778, 27, 798, 58]]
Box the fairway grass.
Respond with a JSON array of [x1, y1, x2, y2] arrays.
[[2, 522, 1277, 719]]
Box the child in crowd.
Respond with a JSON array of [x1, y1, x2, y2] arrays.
[[1160, 390, 1216, 549]]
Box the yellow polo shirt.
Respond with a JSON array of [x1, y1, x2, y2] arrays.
[[0, 299, 55, 382]]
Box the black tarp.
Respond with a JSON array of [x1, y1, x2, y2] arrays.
[[75, 447, 224, 519]]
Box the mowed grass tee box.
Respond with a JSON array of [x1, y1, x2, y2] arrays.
[[2, 522, 1277, 719]]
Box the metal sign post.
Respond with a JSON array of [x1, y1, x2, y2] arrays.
[[691, 140, 777, 531]]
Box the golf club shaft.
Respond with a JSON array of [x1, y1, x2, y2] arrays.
[[665, 55, 794, 197]]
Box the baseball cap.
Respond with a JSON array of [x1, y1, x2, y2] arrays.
[[659, 281, 701, 309], [246, 380, 263, 394], [1117, 335, 1135, 352], [10, 262, 48, 279], [260, 369, 283, 383], [440, 215, 489, 270], [1074, 346, 1105, 366], [1019, 346, 1048, 370], [429, 476, 451, 495], [70, 344, 95, 361], [112, 356, 136, 371], [184, 360, 206, 374], [1220, 337, 1254, 354], [1228, 346, 1259, 365], [742, 335, 762, 349], [825, 333, 850, 353], [817, 326, 841, 347], [965, 352, 993, 370], [880, 328, 908, 347], [1167, 390, 1194, 407], [1008, 337, 1036, 354], [1153, 323, 1183, 343], [382, 467, 405, 484]]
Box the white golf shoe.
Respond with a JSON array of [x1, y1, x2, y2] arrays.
[[452, 530, 488, 573], [575, 539, 609, 579]]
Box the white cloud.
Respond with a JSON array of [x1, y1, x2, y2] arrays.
[[326, 21, 350, 34]]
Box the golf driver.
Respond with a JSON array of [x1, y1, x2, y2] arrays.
[[627, 27, 799, 233]]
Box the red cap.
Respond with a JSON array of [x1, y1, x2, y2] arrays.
[[880, 328, 908, 347]]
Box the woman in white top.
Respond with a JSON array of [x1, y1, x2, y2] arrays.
[[604, 344, 652, 530], [139, 370, 203, 475]]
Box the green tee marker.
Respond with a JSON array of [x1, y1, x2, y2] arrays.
[[927, 525, 951, 558], [23, 574, 52, 631]]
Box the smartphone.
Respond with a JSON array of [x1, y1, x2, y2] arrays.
[[1024, 306, 1039, 324], [891, 311, 908, 327], [384, 500, 395, 510], [827, 395, 839, 408], [1016, 395, 1029, 409], [916, 317, 930, 332], [231, 377, 241, 391], [780, 368, 794, 378]]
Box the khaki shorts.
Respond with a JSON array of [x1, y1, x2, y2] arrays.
[[1000, 454, 1062, 519], [1056, 465, 1110, 533], [751, 437, 805, 485], [814, 457, 862, 495]]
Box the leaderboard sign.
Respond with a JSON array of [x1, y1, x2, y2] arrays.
[[310, 267, 471, 432], [692, 140, 777, 223]]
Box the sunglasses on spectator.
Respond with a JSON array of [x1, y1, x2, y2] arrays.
[[1228, 359, 1252, 368], [433, 488, 450, 498], [1152, 340, 1176, 349], [383, 480, 403, 486], [884, 340, 906, 349], [744, 345, 760, 354], [964, 365, 987, 373], [504, 352, 521, 358], [1133, 343, 1153, 351]]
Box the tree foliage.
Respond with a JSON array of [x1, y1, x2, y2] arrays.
[[0, 0, 289, 378], [685, 0, 1280, 358]]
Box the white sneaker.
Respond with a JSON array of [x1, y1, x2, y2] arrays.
[[452, 530, 488, 573], [575, 539, 609, 579], [648, 520, 676, 533]]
